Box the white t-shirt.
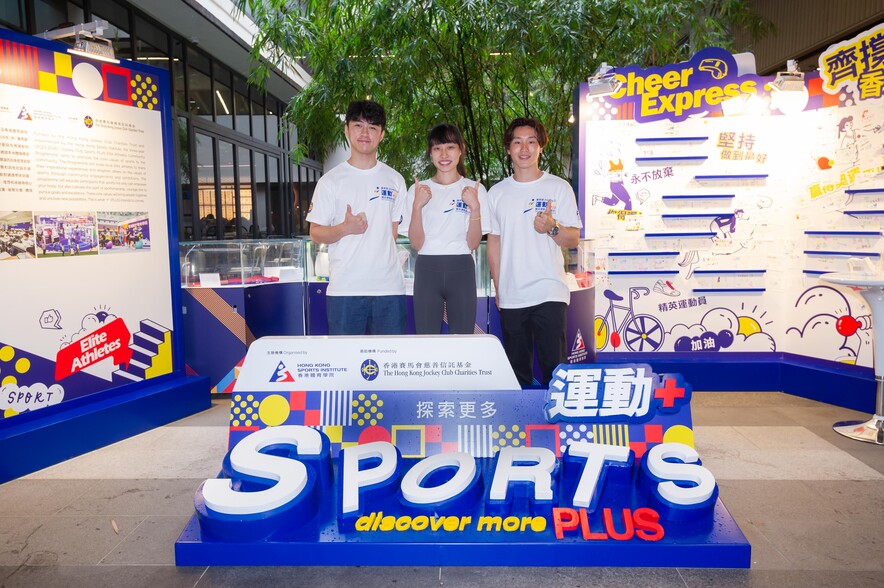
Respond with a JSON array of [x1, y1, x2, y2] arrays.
[[401, 177, 490, 256], [488, 172, 583, 308], [306, 161, 408, 296]]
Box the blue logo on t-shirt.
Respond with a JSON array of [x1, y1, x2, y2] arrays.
[[369, 186, 397, 202], [523, 197, 556, 214], [443, 199, 470, 214]]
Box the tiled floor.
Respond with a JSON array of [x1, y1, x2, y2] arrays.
[[1, 392, 882, 587]]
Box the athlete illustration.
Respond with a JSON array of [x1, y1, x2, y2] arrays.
[[710, 209, 746, 240], [592, 159, 634, 210], [679, 250, 700, 279], [859, 108, 882, 151], [837, 115, 858, 166], [591, 146, 635, 211]]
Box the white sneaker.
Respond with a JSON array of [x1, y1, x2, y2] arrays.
[[653, 279, 680, 297]]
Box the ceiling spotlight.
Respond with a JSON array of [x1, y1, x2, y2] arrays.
[[770, 60, 805, 92], [68, 33, 118, 63], [37, 20, 119, 64], [586, 62, 622, 97], [770, 59, 809, 114]]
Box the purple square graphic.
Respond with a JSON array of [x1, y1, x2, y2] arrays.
[[37, 49, 55, 72], [104, 70, 130, 103], [527, 428, 558, 453], [56, 76, 77, 97], [395, 429, 422, 455], [306, 392, 322, 410]]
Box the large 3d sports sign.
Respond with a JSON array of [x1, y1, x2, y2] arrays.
[[176, 344, 749, 567]]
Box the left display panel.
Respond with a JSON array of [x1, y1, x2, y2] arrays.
[[0, 28, 209, 480]]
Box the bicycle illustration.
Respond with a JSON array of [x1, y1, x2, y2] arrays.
[[594, 287, 665, 351]]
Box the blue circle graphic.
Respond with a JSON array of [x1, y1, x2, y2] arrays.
[[360, 359, 379, 381]]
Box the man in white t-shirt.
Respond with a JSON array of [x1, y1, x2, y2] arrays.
[[487, 117, 583, 386], [306, 100, 408, 335]]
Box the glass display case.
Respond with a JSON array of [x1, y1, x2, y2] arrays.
[[179, 239, 592, 390], [567, 239, 595, 291], [304, 238, 593, 295], [179, 239, 308, 392], [483, 238, 595, 297], [179, 239, 305, 288], [305, 238, 494, 296]]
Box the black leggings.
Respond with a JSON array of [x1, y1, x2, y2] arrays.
[[413, 254, 477, 334]]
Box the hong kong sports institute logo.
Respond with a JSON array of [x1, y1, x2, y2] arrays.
[[270, 361, 295, 382], [360, 358, 379, 381]]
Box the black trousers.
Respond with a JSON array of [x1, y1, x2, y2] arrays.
[[499, 301, 567, 387], [413, 254, 477, 334]]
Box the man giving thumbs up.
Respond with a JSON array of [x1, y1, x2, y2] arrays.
[[307, 100, 408, 335], [486, 117, 583, 387]]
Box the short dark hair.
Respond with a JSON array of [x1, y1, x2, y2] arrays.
[[426, 123, 467, 177], [503, 117, 548, 150], [345, 100, 387, 129]]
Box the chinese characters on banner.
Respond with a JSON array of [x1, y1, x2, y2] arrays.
[[820, 22, 884, 100]]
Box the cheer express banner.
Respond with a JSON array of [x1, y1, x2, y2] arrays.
[[598, 46, 763, 123], [54, 317, 132, 380], [176, 361, 750, 568]]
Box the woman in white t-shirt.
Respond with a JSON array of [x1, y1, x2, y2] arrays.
[[405, 124, 490, 334]]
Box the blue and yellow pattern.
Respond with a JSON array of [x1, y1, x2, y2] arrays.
[[0, 35, 163, 108]]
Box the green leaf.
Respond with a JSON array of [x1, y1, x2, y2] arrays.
[[235, 0, 769, 181]]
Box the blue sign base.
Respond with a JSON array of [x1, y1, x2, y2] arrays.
[[174, 362, 750, 568], [175, 497, 749, 567], [1, 375, 210, 483]]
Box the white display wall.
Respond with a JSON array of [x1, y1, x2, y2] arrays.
[[579, 25, 884, 369]]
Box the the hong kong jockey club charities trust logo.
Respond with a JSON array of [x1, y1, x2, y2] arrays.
[[360, 358, 380, 381]]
